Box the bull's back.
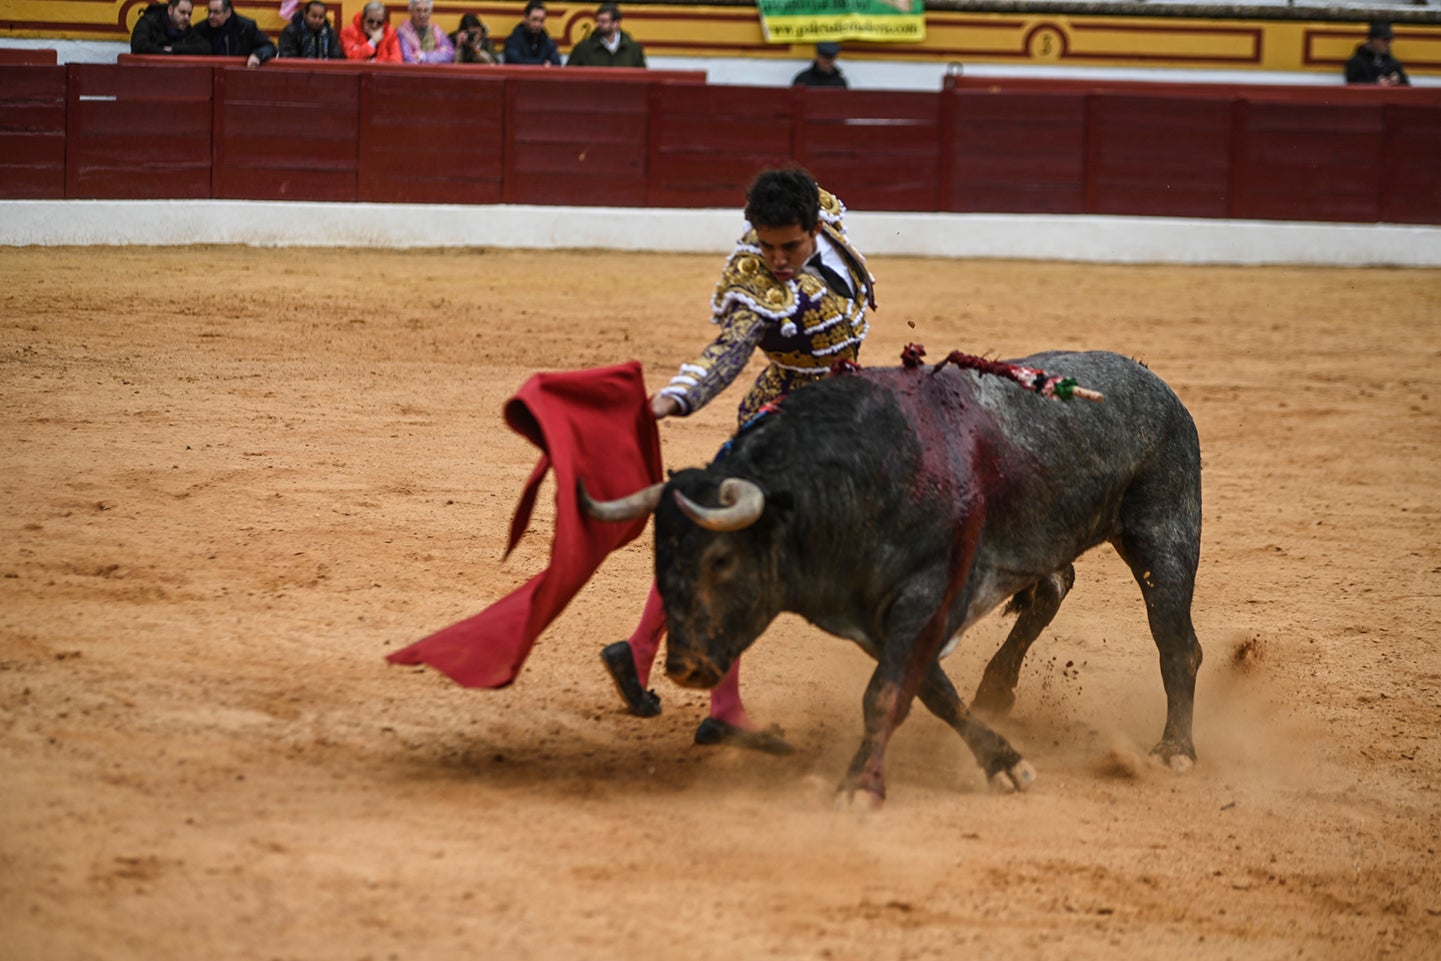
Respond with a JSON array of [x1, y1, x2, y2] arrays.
[[862, 351, 1200, 570]]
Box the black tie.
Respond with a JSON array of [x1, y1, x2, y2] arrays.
[[807, 254, 853, 300]]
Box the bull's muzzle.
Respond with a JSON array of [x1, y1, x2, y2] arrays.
[[665, 651, 726, 690]]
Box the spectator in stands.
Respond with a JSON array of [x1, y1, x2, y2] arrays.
[[792, 41, 848, 88], [397, 0, 456, 63], [342, 1, 401, 62], [566, 3, 646, 68], [130, 0, 210, 55], [503, 0, 561, 66], [1345, 22, 1410, 86], [450, 12, 499, 64], [196, 0, 277, 67], [279, 0, 345, 58]]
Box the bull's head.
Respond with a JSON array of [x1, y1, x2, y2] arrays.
[[579, 471, 784, 688]]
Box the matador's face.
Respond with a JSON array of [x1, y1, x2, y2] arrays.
[[753, 222, 819, 284]]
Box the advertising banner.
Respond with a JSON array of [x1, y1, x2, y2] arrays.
[[757, 0, 926, 44]]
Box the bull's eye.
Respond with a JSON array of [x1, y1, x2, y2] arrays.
[[708, 552, 734, 580]]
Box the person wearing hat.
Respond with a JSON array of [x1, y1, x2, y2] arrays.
[[792, 41, 848, 88], [1345, 22, 1410, 86]]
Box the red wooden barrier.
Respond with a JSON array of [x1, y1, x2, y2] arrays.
[[0, 65, 66, 198], [646, 84, 795, 208], [795, 88, 942, 212], [1233, 99, 1386, 222], [214, 67, 361, 202], [504, 73, 654, 206], [1085, 92, 1236, 219], [0, 48, 58, 65], [943, 73, 1441, 104], [65, 63, 213, 199], [116, 53, 705, 87], [360, 72, 505, 205], [1380, 103, 1441, 226], [2, 60, 1434, 225], [945, 90, 1088, 214]]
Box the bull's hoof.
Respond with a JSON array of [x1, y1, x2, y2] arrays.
[[693, 717, 795, 755], [833, 787, 885, 812], [600, 641, 661, 718], [988, 759, 1037, 794], [1150, 740, 1197, 775], [972, 683, 1016, 719]]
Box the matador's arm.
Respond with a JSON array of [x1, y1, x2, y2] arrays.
[[657, 308, 767, 415]]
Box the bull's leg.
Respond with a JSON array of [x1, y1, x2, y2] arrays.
[[919, 664, 1035, 792], [1115, 520, 1203, 771], [973, 565, 1075, 717], [838, 666, 910, 809], [838, 510, 989, 807]]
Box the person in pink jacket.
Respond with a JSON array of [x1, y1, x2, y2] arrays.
[[396, 0, 455, 63], [341, 1, 400, 62]]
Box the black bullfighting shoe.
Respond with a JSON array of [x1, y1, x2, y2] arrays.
[[693, 717, 795, 756], [600, 640, 661, 717]]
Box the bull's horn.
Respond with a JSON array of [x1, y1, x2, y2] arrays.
[[577, 478, 664, 522], [674, 478, 765, 532]]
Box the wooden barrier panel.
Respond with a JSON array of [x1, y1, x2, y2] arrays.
[[646, 83, 795, 208], [0, 48, 58, 65], [9, 59, 1433, 224], [796, 88, 942, 213], [1380, 104, 1441, 226], [118, 54, 706, 88], [503, 74, 653, 207], [1085, 93, 1236, 219], [1233, 99, 1385, 223], [359, 72, 505, 205], [65, 63, 213, 199], [0, 65, 66, 199], [213, 67, 360, 202], [945, 90, 1088, 214]]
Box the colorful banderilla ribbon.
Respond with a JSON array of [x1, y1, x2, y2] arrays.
[[900, 344, 1105, 403]]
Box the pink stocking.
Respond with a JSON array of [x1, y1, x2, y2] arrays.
[[625, 582, 667, 688], [706, 658, 754, 730]]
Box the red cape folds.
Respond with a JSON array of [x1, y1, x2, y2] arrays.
[[386, 362, 662, 688]]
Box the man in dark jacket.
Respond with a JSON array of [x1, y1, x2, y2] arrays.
[[502, 0, 561, 65], [278, 0, 346, 58], [1345, 21, 1410, 86], [792, 41, 848, 88], [130, 0, 210, 55], [566, 3, 646, 68], [195, 0, 277, 67]]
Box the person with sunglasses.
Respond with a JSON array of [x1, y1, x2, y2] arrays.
[[342, 0, 401, 62]]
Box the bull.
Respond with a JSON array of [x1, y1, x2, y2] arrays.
[[583, 349, 1202, 807]]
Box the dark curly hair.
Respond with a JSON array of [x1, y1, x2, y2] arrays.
[[744, 166, 821, 232]]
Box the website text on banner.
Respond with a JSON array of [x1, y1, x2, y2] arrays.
[[757, 0, 925, 44]]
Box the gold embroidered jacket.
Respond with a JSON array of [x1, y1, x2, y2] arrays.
[[658, 189, 876, 428]]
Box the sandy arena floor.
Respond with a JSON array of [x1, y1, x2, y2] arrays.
[[1, 246, 1438, 960]]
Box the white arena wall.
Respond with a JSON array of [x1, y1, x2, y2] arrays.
[[2, 199, 1439, 267]]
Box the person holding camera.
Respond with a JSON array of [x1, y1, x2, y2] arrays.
[[450, 12, 498, 64]]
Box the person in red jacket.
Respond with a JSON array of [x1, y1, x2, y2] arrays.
[[342, 0, 401, 62]]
